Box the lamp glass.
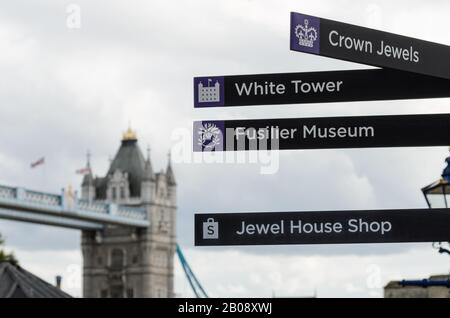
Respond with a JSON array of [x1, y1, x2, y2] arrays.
[[427, 193, 447, 208]]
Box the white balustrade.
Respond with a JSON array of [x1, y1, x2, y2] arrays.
[[117, 207, 147, 220], [0, 184, 148, 224], [77, 199, 108, 214], [24, 190, 61, 206], [0, 186, 15, 199]]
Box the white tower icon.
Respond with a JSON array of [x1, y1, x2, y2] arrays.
[[198, 79, 220, 103]]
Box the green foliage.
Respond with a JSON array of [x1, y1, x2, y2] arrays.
[[0, 233, 18, 266]]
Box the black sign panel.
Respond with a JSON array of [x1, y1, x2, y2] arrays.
[[194, 69, 450, 108], [195, 209, 450, 246], [290, 12, 450, 80], [193, 113, 450, 152]]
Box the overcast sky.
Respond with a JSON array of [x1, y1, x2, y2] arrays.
[[1, 0, 450, 298]]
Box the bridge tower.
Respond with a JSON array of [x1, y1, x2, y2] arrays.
[[81, 128, 176, 298]]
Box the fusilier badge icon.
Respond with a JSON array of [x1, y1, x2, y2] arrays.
[[193, 121, 225, 152]]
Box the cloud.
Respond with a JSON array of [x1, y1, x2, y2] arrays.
[[175, 245, 450, 298]]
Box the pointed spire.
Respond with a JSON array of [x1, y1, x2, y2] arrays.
[[86, 150, 91, 169], [166, 151, 176, 185], [143, 145, 154, 181], [82, 150, 94, 186]]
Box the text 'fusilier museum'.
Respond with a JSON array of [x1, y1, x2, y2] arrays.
[[81, 128, 176, 298]]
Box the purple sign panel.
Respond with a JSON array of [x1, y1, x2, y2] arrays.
[[290, 12, 320, 55], [193, 76, 225, 107], [193, 120, 225, 152], [290, 12, 450, 80]]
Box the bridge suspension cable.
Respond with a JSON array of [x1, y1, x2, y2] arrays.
[[176, 244, 208, 298]]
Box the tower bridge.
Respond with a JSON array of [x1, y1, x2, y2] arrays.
[[0, 128, 207, 298]]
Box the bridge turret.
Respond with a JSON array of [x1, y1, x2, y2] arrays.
[[81, 152, 95, 202], [141, 146, 155, 205], [166, 152, 176, 204]]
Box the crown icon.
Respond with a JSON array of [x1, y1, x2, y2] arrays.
[[295, 19, 318, 48]]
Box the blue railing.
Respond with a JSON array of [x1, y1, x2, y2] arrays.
[[0, 185, 149, 228]]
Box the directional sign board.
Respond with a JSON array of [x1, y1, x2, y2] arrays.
[[193, 113, 450, 152], [194, 69, 450, 108], [290, 12, 450, 80], [195, 209, 450, 246]]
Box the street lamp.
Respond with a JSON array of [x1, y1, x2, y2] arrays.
[[422, 152, 450, 255], [399, 152, 450, 288], [422, 156, 450, 208]]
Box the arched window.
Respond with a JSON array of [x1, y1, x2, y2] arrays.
[[111, 248, 124, 269]]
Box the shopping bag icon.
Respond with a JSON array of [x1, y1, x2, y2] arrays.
[[203, 218, 219, 239]]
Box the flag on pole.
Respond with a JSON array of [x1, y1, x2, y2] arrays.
[[75, 167, 91, 175], [30, 157, 45, 168]]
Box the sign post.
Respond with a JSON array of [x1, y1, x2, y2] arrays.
[[194, 113, 450, 152], [194, 69, 450, 108], [290, 12, 450, 80], [192, 12, 450, 249], [195, 209, 450, 246]]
